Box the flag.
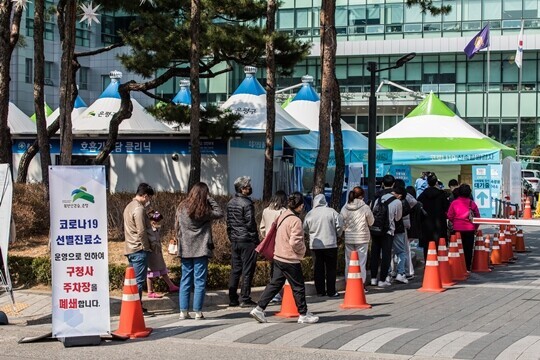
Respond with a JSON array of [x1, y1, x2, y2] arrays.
[[515, 20, 524, 68], [464, 24, 490, 59]]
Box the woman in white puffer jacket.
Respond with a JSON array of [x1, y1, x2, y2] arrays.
[[340, 187, 374, 283]]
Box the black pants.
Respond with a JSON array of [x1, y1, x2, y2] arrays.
[[311, 248, 338, 296], [228, 242, 257, 303], [459, 231, 475, 271], [370, 233, 393, 282], [257, 259, 308, 315]]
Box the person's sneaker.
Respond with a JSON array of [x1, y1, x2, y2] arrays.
[[240, 299, 257, 308], [395, 274, 409, 284], [250, 307, 267, 323], [179, 310, 191, 320], [390, 271, 397, 278], [406, 274, 415, 280], [142, 307, 155, 318], [370, 278, 378, 286], [270, 293, 282, 303], [364, 287, 369, 293], [228, 301, 240, 307], [298, 312, 319, 324], [194, 312, 204, 320], [385, 275, 392, 283], [378, 280, 392, 288], [328, 292, 340, 298]]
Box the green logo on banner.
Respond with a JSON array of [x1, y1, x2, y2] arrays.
[[71, 186, 95, 203]]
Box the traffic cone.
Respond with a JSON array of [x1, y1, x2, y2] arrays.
[[113, 267, 152, 339], [455, 233, 469, 277], [506, 227, 517, 261], [418, 242, 445, 293], [502, 229, 513, 263], [472, 234, 491, 273], [340, 250, 371, 309], [523, 198, 532, 219], [515, 229, 529, 252], [484, 235, 492, 268], [510, 225, 517, 247], [275, 280, 300, 318], [491, 235, 504, 266], [437, 238, 456, 287], [448, 236, 467, 281]]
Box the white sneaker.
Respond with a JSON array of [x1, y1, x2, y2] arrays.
[[385, 276, 392, 283], [250, 307, 267, 323], [378, 280, 392, 288], [298, 312, 319, 324], [195, 311, 205, 320], [370, 278, 378, 286], [395, 274, 409, 284], [179, 310, 191, 320]]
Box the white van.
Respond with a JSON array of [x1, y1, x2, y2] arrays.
[[522, 169, 540, 193]]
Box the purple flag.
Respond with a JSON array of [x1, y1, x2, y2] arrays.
[[464, 24, 490, 59]]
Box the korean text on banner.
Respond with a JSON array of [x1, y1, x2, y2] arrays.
[[472, 165, 493, 218], [0, 164, 13, 289], [50, 166, 110, 338]]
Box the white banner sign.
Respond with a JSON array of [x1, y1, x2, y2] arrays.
[[0, 164, 13, 289], [50, 166, 110, 338]]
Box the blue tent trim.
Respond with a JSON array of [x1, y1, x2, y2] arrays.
[[292, 84, 319, 102], [172, 87, 191, 105], [74, 95, 88, 109], [232, 76, 266, 96], [98, 80, 121, 99]]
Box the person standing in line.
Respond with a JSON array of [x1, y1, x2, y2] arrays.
[[227, 176, 259, 307], [415, 172, 428, 197], [250, 192, 319, 324], [340, 186, 374, 285], [176, 182, 223, 320], [303, 194, 344, 297], [259, 190, 288, 303], [145, 209, 179, 298], [370, 174, 402, 288], [390, 186, 410, 284], [123, 183, 154, 312], [447, 184, 480, 271]]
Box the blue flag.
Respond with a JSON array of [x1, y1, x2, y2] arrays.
[[464, 24, 490, 59]]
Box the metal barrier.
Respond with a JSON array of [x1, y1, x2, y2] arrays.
[[493, 198, 519, 218]]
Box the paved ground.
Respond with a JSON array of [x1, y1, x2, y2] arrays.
[[1, 225, 540, 359]]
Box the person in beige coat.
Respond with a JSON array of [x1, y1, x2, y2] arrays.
[[340, 187, 374, 283]]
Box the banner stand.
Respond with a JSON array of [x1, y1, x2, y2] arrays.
[[19, 333, 128, 346]]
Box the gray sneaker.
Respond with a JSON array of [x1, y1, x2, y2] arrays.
[[298, 312, 319, 324], [378, 280, 392, 288], [179, 310, 191, 320], [250, 307, 267, 323], [395, 274, 409, 284], [194, 311, 205, 320], [370, 278, 378, 286]]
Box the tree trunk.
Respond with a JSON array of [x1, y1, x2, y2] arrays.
[[57, 0, 77, 165], [313, 0, 336, 196], [33, 0, 50, 188], [0, 2, 23, 166], [263, 0, 277, 201], [17, 120, 59, 182], [188, 0, 201, 190], [330, 77, 344, 211]]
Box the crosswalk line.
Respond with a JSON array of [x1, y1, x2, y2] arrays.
[[495, 336, 540, 360], [160, 319, 219, 329], [415, 331, 488, 357], [339, 327, 417, 352], [268, 323, 349, 347], [202, 322, 278, 343]]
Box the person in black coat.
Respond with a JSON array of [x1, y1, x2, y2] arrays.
[[417, 174, 449, 261], [226, 176, 259, 307]]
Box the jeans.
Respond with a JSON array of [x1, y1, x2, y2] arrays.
[[126, 250, 148, 300], [370, 233, 393, 282], [228, 242, 257, 303], [257, 259, 308, 315], [180, 257, 208, 312], [312, 248, 338, 296], [392, 232, 407, 275], [345, 243, 369, 283]]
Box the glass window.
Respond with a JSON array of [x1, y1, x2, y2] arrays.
[[406, 62, 421, 81], [336, 7, 347, 27], [468, 62, 484, 83], [482, 0, 501, 20], [423, 1, 442, 22], [462, 0, 481, 21], [367, 5, 382, 25], [296, 8, 311, 28], [503, 0, 522, 20], [385, 4, 403, 24], [523, 0, 538, 18], [278, 9, 294, 28], [349, 6, 366, 26], [25, 58, 32, 84], [79, 67, 89, 90], [442, 0, 458, 21], [44, 61, 53, 86], [404, 4, 422, 23]]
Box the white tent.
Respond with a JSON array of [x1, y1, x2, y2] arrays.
[[73, 71, 175, 135], [47, 94, 88, 127], [8, 102, 34, 135]]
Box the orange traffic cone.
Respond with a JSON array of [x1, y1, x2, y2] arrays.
[[501, 230, 511, 263], [455, 233, 469, 277], [510, 225, 517, 247], [113, 267, 152, 338], [341, 250, 371, 309], [418, 242, 446, 293], [491, 236, 504, 265], [506, 227, 516, 261], [484, 235, 492, 268], [448, 236, 467, 281], [472, 234, 491, 273], [437, 238, 456, 287], [275, 281, 300, 318], [523, 198, 532, 219], [515, 229, 529, 252]]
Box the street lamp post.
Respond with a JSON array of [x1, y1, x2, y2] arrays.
[[366, 52, 416, 202]]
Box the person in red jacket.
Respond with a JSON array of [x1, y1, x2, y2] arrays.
[[447, 184, 480, 271]]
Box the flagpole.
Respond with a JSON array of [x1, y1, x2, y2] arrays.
[[517, 18, 524, 159], [485, 22, 491, 135]]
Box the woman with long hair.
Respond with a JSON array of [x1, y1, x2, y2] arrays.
[[176, 182, 223, 320], [340, 187, 374, 283], [250, 192, 319, 324]]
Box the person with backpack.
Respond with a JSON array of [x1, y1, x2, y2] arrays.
[[390, 186, 411, 284], [369, 174, 403, 288]]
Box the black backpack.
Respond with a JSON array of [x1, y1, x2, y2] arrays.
[[369, 196, 396, 236]]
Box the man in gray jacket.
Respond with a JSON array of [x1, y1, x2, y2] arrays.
[[303, 194, 344, 297]]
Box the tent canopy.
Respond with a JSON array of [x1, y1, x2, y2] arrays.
[[283, 75, 392, 168], [377, 92, 516, 165], [220, 66, 308, 136], [47, 94, 88, 127], [8, 102, 35, 135]]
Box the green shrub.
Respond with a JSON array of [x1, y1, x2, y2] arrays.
[[12, 183, 49, 239]]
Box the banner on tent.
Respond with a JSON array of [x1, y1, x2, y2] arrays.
[[389, 165, 412, 186], [0, 164, 13, 291], [472, 166, 493, 218], [50, 166, 110, 338], [394, 150, 501, 165], [490, 165, 503, 216]]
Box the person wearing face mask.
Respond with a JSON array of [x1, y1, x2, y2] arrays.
[[123, 182, 154, 313], [226, 176, 259, 307]]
